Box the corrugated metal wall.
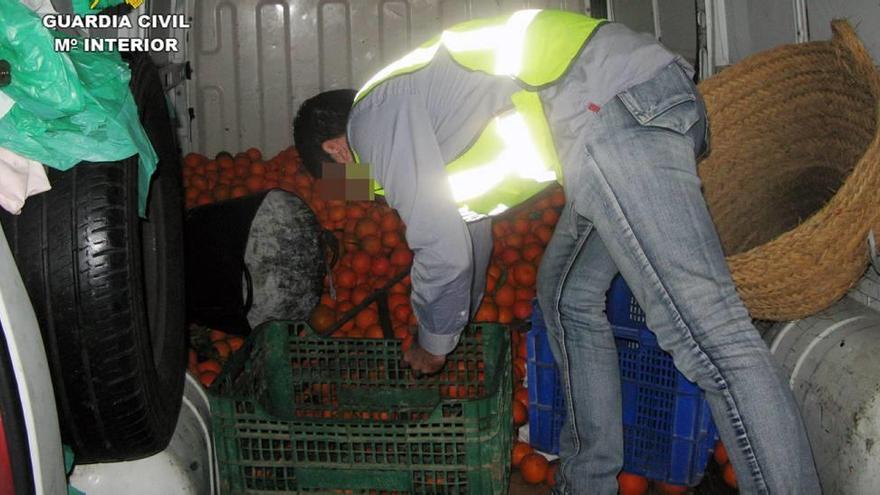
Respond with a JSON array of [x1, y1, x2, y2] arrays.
[[189, 0, 589, 156]]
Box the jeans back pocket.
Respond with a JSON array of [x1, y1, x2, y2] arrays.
[[617, 63, 699, 135]]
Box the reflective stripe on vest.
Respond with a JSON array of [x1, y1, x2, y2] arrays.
[[353, 10, 605, 218]]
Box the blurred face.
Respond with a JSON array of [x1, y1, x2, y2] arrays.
[[321, 135, 352, 164]]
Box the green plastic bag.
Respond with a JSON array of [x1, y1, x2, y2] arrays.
[[0, 1, 157, 215]]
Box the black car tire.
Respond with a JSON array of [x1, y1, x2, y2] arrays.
[[0, 53, 186, 462]]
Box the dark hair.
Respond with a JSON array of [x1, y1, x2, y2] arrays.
[[293, 89, 356, 178]]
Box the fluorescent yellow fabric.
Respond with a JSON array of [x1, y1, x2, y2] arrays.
[[354, 10, 605, 216]]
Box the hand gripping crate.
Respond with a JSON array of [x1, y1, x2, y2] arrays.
[[210, 321, 512, 494], [526, 276, 718, 486]]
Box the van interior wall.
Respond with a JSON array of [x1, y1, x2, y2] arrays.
[[720, 0, 880, 66], [186, 0, 600, 158]]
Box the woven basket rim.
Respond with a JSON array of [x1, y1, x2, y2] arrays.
[[709, 20, 880, 262]]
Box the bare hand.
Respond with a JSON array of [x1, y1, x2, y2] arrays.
[[403, 342, 446, 376]]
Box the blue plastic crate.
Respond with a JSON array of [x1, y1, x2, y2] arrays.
[[526, 276, 718, 486]]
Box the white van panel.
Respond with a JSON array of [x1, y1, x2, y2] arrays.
[[189, 0, 589, 157], [806, 0, 880, 63]]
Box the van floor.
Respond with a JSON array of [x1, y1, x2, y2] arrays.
[[508, 460, 739, 494]]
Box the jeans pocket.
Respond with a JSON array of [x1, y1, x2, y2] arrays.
[[617, 63, 700, 135]]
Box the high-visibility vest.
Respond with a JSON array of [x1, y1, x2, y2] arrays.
[[352, 10, 606, 220]]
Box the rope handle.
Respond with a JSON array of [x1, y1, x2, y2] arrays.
[[317, 266, 411, 338]]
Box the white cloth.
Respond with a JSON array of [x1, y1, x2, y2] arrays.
[[0, 146, 51, 215], [0, 91, 13, 120]]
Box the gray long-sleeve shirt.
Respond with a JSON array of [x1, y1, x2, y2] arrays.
[[347, 21, 691, 355]]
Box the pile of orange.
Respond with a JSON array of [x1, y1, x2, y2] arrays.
[[508, 329, 561, 487], [187, 326, 244, 387], [183, 147, 727, 492], [182, 147, 566, 343], [714, 441, 738, 489]]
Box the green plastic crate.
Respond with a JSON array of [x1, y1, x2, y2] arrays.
[[210, 321, 512, 494]]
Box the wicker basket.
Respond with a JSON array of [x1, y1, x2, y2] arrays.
[[697, 20, 880, 321]]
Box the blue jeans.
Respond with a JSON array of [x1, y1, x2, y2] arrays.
[[536, 63, 820, 494]]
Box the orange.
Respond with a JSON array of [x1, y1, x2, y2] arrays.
[[541, 208, 560, 226], [294, 174, 312, 189], [309, 304, 336, 333], [388, 293, 409, 311], [393, 325, 409, 340], [513, 218, 530, 235], [713, 440, 728, 465], [371, 257, 391, 277], [514, 387, 529, 407], [335, 268, 357, 289], [231, 185, 249, 198], [474, 300, 498, 322], [381, 231, 402, 249], [319, 293, 336, 309], [197, 359, 222, 374], [245, 147, 262, 161], [361, 235, 383, 256], [355, 218, 380, 238], [199, 371, 218, 387], [522, 243, 544, 262], [351, 287, 371, 305], [495, 285, 516, 308], [195, 192, 213, 207], [244, 176, 264, 193], [351, 252, 372, 275], [217, 156, 235, 171], [519, 453, 548, 484], [390, 248, 413, 267], [183, 152, 206, 168], [535, 225, 554, 245], [208, 329, 227, 342], [618, 472, 649, 495], [501, 248, 521, 265], [328, 205, 347, 222], [364, 324, 384, 339], [355, 308, 379, 329], [505, 233, 524, 249], [512, 399, 528, 426], [227, 336, 244, 351], [546, 460, 559, 487], [515, 287, 535, 301], [250, 161, 267, 175], [722, 462, 737, 488], [346, 204, 366, 219], [511, 441, 533, 468], [512, 262, 537, 287], [233, 156, 250, 169], [380, 212, 401, 232], [498, 306, 514, 324], [512, 300, 533, 320], [392, 304, 411, 323]]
